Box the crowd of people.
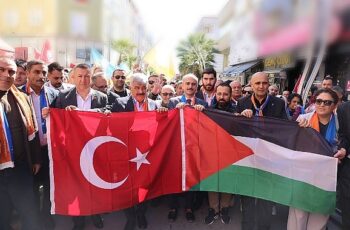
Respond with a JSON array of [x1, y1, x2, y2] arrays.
[[0, 56, 350, 230]]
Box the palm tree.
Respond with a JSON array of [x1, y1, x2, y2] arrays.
[[111, 39, 137, 69], [176, 33, 217, 77]]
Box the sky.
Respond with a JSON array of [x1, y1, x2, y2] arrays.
[[133, 0, 229, 74], [134, 0, 228, 45]]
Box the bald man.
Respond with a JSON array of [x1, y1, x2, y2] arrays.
[[236, 72, 287, 230]]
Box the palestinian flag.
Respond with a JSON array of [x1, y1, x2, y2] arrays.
[[188, 109, 337, 214], [48, 108, 337, 215]]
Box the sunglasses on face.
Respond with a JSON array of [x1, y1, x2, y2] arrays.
[[161, 92, 174, 97], [315, 99, 334, 106], [114, 75, 125, 80]]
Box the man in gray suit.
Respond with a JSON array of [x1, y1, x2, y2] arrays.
[[167, 73, 207, 223], [53, 63, 106, 230], [168, 73, 207, 110]]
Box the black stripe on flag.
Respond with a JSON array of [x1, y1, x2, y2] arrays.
[[203, 109, 334, 156]]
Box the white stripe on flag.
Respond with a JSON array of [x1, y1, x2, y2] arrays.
[[47, 115, 56, 214], [233, 136, 337, 192], [180, 109, 186, 191]]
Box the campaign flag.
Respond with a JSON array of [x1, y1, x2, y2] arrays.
[[48, 108, 337, 216]]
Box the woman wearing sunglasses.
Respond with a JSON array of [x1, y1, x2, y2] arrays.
[[288, 88, 346, 230]]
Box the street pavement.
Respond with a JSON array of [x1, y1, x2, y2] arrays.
[[52, 195, 341, 230]]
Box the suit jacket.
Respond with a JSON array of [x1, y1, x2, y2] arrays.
[[168, 96, 208, 109], [236, 95, 287, 119], [53, 87, 107, 110], [111, 96, 158, 112], [43, 86, 59, 107], [106, 90, 120, 107], [195, 90, 216, 106], [336, 102, 350, 197]]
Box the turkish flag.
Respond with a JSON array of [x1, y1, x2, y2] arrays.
[[49, 108, 252, 215]]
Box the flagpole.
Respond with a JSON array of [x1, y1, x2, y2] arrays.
[[180, 108, 186, 191]]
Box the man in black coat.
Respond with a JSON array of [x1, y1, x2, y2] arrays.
[[236, 72, 287, 230], [335, 101, 350, 229], [0, 57, 42, 230], [53, 63, 106, 230]]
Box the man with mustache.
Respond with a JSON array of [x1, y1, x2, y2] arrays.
[[167, 73, 207, 223], [111, 73, 160, 230], [25, 60, 59, 229], [44, 62, 73, 92], [196, 67, 217, 107]]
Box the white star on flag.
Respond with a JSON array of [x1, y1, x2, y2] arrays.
[[129, 148, 150, 171]]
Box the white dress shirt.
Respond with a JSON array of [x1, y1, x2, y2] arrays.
[[76, 90, 93, 110]]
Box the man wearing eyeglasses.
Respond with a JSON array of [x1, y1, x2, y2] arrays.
[[111, 68, 130, 97], [237, 72, 287, 230], [229, 80, 243, 107], [91, 72, 119, 108], [157, 85, 175, 108], [44, 62, 73, 92]]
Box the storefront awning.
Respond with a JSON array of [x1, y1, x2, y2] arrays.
[[223, 60, 260, 76]]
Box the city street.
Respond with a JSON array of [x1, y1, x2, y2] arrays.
[[52, 195, 341, 230]]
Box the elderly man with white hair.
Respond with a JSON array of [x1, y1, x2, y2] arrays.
[[156, 85, 175, 108], [111, 73, 166, 230], [168, 73, 207, 111], [111, 73, 158, 113], [166, 73, 207, 223]]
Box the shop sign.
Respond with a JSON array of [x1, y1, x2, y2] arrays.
[[264, 54, 295, 70]]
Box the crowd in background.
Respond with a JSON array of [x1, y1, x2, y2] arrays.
[[1, 57, 350, 230]]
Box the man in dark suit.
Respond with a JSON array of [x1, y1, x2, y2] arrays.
[[111, 73, 160, 230], [335, 101, 350, 229], [53, 63, 106, 230], [24, 60, 59, 229], [195, 67, 216, 107], [236, 72, 287, 230]]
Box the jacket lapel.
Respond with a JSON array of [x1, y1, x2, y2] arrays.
[[90, 89, 99, 109], [66, 88, 78, 107], [126, 96, 135, 112]]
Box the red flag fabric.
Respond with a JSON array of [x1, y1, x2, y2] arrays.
[[48, 108, 252, 215], [34, 48, 41, 60], [40, 39, 53, 63]]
